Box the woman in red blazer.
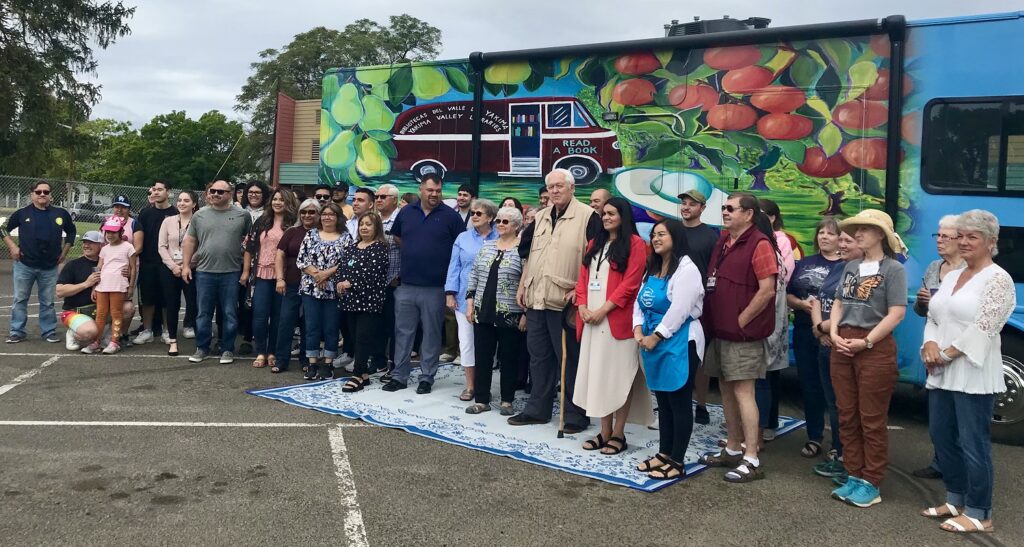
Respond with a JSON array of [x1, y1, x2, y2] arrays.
[[573, 197, 652, 455]]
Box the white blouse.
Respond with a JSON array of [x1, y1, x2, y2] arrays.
[[923, 264, 1015, 394], [631, 256, 706, 359]]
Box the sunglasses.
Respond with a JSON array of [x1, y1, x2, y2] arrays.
[[470, 211, 487, 217], [374, 194, 395, 200], [495, 219, 513, 225], [33, 189, 51, 196], [315, 195, 331, 201], [300, 210, 318, 216], [208, 188, 228, 195], [721, 205, 746, 213]]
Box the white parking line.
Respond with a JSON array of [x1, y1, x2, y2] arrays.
[[0, 420, 369, 428], [328, 425, 370, 547], [0, 355, 61, 397], [0, 351, 253, 360]]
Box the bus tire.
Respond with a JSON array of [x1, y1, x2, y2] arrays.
[[555, 157, 600, 185], [411, 161, 446, 182], [993, 332, 1024, 446]]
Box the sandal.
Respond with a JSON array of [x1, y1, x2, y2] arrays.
[[922, 503, 961, 519], [648, 459, 685, 480], [342, 377, 369, 393], [601, 436, 627, 455], [698, 450, 743, 468], [940, 515, 993, 534], [465, 403, 491, 414], [252, 355, 267, 369], [637, 453, 671, 473], [724, 460, 765, 483], [801, 440, 822, 458], [458, 388, 474, 401], [270, 366, 285, 374], [267, 356, 277, 369], [582, 433, 607, 451]]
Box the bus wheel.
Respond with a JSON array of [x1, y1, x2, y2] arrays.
[[993, 333, 1024, 446], [411, 161, 446, 182], [556, 158, 600, 185]]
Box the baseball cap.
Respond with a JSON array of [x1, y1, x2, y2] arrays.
[[112, 195, 131, 207], [101, 216, 124, 232], [677, 189, 707, 205], [82, 231, 104, 243]]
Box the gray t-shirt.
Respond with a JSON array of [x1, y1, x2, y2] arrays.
[[187, 204, 252, 273], [835, 257, 907, 329]]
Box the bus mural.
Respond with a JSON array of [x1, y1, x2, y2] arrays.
[[319, 13, 1024, 444]]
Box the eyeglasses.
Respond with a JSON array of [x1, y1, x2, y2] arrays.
[[470, 211, 486, 217], [315, 195, 331, 201], [299, 210, 318, 216], [320, 213, 338, 218], [375, 194, 396, 200], [932, 233, 961, 242], [208, 188, 228, 195], [33, 189, 51, 196], [247, 191, 262, 196], [721, 205, 746, 213], [495, 219, 513, 225]]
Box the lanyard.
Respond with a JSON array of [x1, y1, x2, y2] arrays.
[[178, 217, 190, 247], [594, 244, 609, 273]]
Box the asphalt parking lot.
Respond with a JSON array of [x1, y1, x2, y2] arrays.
[[0, 264, 1020, 546]]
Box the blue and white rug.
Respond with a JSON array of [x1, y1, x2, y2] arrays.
[[249, 365, 804, 492]]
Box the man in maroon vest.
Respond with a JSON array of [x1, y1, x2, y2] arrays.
[[699, 192, 778, 483]]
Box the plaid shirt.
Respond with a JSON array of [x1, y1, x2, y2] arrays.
[[381, 210, 401, 284]]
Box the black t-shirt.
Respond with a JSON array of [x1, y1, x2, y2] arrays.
[[137, 205, 178, 262], [683, 223, 720, 282], [58, 256, 99, 310]]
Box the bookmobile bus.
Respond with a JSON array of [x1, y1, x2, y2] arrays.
[[317, 12, 1024, 444]]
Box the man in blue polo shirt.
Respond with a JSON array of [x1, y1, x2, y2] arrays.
[[382, 174, 465, 394]]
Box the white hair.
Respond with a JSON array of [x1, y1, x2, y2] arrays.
[[956, 209, 1000, 256], [496, 206, 524, 228], [298, 198, 321, 212], [377, 183, 399, 197], [545, 168, 575, 187], [938, 214, 959, 231], [471, 198, 498, 219]]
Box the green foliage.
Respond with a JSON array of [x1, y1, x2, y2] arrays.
[[0, 0, 134, 176]]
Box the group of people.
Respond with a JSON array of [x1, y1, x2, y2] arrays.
[[4, 173, 1013, 534]]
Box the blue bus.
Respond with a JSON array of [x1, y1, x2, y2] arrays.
[[319, 12, 1024, 444]]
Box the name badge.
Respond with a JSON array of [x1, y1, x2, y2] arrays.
[[859, 261, 880, 277], [588, 280, 602, 291], [706, 275, 717, 293], [172, 249, 183, 261]]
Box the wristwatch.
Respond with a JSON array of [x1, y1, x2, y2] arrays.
[[864, 338, 874, 349]]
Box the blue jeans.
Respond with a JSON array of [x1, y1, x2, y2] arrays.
[[250, 279, 281, 356], [195, 271, 240, 353], [929, 388, 996, 520], [794, 325, 826, 442], [273, 284, 306, 370], [391, 285, 445, 386], [818, 346, 843, 456], [302, 295, 339, 360], [11, 261, 58, 338], [756, 370, 781, 430]]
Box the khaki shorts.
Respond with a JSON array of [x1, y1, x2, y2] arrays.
[[703, 338, 767, 381]]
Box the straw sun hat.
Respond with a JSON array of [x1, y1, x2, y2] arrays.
[[838, 209, 907, 255]]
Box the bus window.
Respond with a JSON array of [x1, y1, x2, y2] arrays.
[[996, 226, 1024, 284], [922, 96, 1024, 195]]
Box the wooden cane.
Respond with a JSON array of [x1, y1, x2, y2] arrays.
[[557, 328, 567, 438]]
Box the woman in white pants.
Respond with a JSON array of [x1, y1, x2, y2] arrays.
[[445, 198, 499, 401]]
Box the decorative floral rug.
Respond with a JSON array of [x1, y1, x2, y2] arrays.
[[249, 365, 804, 492]]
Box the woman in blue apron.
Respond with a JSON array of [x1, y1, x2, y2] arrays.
[[632, 219, 707, 480]]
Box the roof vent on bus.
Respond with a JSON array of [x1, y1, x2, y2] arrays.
[[664, 16, 771, 37]]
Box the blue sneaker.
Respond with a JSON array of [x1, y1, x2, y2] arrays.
[[814, 459, 849, 479], [844, 478, 881, 508], [831, 476, 859, 501]]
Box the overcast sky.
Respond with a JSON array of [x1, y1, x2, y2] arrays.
[[89, 0, 1023, 127]]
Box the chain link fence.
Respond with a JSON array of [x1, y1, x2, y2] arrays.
[[0, 175, 201, 260]]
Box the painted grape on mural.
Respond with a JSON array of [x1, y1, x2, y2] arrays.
[[320, 33, 918, 251]]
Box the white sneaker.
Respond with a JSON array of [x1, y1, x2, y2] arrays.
[[133, 329, 154, 344], [161, 332, 171, 344], [183, 327, 196, 339], [333, 353, 355, 372], [439, 353, 455, 363], [453, 356, 461, 365], [65, 329, 81, 351]]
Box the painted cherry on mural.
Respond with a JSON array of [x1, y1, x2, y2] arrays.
[[833, 99, 889, 130], [721, 66, 775, 95], [703, 45, 762, 70], [614, 52, 661, 75], [612, 78, 657, 106], [798, 146, 853, 178], [667, 84, 720, 111], [756, 113, 813, 140], [863, 69, 914, 101], [841, 138, 889, 170], [707, 103, 759, 131], [750, 85, 807, 113]]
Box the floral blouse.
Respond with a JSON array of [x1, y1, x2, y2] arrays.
[[295, 229, 350, 299], [337, 240, 389, 313]]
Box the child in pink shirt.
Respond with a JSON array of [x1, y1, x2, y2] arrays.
[[82, 217, 136, 354]]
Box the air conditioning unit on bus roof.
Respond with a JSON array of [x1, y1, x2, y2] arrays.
[[664, 15, 771, 37]]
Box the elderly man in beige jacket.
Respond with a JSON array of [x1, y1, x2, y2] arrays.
[[509, 169, 601, 431]]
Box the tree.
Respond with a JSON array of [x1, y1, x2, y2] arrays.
[[0, 0, 134, 175], [234, 14, 441, 173]]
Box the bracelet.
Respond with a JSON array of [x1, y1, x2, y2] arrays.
[[938, 350, 954, 363]]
